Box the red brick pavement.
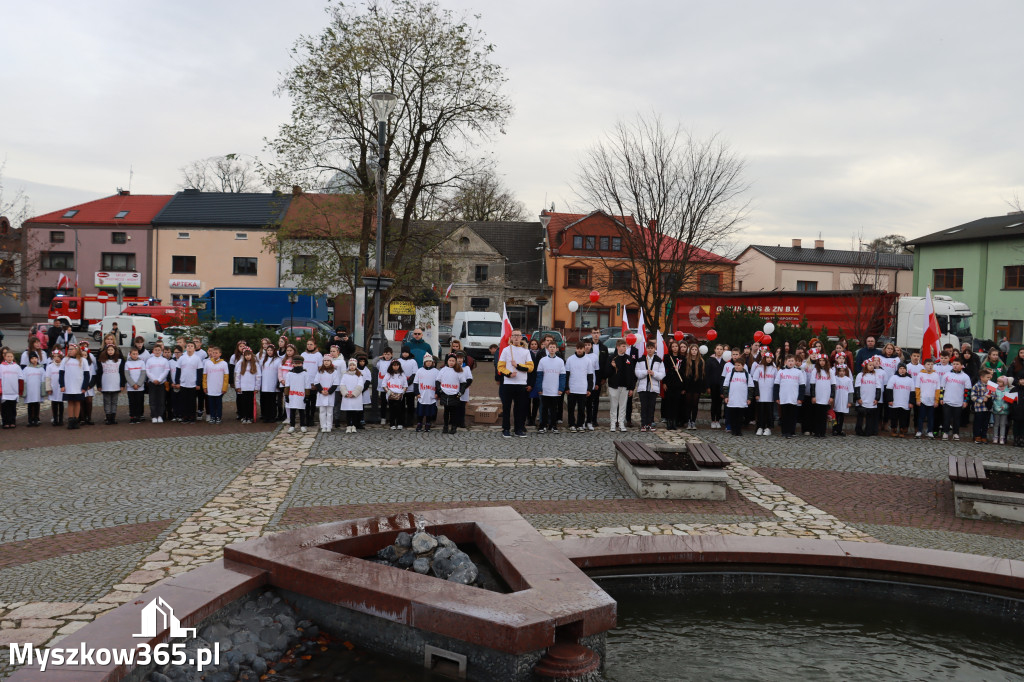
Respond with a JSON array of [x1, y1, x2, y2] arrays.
[[0, 519, 173, 569], [279, 492, 770, 527], [758, 467, 1024, 541]]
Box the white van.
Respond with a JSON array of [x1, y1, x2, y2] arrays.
[[451, 311, 503, 359], [101, 315, 173, 351]]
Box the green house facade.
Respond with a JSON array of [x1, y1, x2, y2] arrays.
[[908, 213, 1024, 353]]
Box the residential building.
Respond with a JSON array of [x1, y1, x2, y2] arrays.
[[544, 210, 736, 336], [421, 220, 548, 331], [22, 191, 172, 320], [735, 239, 913, 294], [150, 190, 291, 306], [908, 212, 1024, 351]]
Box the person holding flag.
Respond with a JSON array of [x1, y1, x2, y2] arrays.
[[623, 309, 644, 427], [497, 304, 534, 438], [921, 286, 942, 363]]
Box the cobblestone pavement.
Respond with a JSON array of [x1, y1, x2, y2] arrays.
[[6, 409, 1024, 678]]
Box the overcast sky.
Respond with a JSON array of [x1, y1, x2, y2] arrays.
[[3, 0, 1023, 249]]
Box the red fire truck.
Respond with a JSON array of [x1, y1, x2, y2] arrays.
[[673, 290, 899, 341], [47, 294, 193, 331]]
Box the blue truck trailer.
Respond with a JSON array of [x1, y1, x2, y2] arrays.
[[197, 288, 329, 325]]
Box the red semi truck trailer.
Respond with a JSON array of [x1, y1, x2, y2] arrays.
[[673, 290, 899, 340]]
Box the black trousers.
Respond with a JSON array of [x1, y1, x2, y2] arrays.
[[542, 395, 561, 429], [1, 399, 16, 426], [501, 384, 528, 433], [128, 391, 144, 419], [388, 398, 404, 427], [289, 408, 305, 427], [856, 406, 879, 436], [51, 400, 64, 424], [728, 406, 747, 435], [239, 391, 255, 421], [709, 387, 723, 422], [568, 393, 587, 427], [586, 382, 603, 425], [890, 407, 910, 431], [833, 412, 847, 434], [638, 391, 657, 427], [756, 401, 774, 429], [780, 403, 799, 435], [181, 387, 197, 422], [814, 403, 830, 437], [260, 391, 277, 422], [27, 402, 40, 423]]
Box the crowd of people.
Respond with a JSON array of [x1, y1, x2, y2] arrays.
[[2, 324, 1023, 447]]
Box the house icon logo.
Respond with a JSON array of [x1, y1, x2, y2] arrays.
[[132, 597, 197, 639]]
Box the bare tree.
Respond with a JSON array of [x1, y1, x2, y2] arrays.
[[866, 233, 912, 254], [180, 154, 263, 193], [575, 113, 749, 332], [264, 0, 512, 341], [433, 168, 527, 221], [0, 160, 33, 301]]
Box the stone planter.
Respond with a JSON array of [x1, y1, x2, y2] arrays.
[[615, 444, 729, 500], [953, 461, 1024, 524]]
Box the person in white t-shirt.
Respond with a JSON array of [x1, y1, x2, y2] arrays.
[[564, 341, 595, 432], [202, 347, 230, 424], [536, 344, 566, 434]]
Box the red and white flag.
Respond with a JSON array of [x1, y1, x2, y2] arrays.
[[498, 302, 514, 355], [445, 283, 453, 300], [921, 286, 941, 361], [621, 306, 630, 340], [656, 329, 667, 359], [56, 273, 69, 289], [634, 309, 647, 356], [1004, 392, 1018, 404]]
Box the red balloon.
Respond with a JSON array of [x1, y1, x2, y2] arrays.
[[626, 333, 637, 346], [589, 290, 600, 303], [754, 331, 764, 342], [673, 331, 684, 342], [761, 334, 772, 345], [707, 329, 718, 341]]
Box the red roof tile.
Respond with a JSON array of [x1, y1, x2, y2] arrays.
[[26, 193, 173, 226]]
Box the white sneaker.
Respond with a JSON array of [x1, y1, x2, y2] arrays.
[[762, 428, 770, 436], [927, 432, 935, 439], [301, 426, 308, 433], [915, 431, 922, 439], [288, 426, 295, 433], [952, 434, 959, 441], [712, 421, 720, 429], [587, 423, 594, 431], [152, 417, 158, 423], [619, 425, 628, 432], [569, 426, 577, 432], [755, 428, 763, 436], [397, 425, 403, 430], [380, 419, 386, 425], [942, 433, 949, 441], [609, 427, 617, 433]]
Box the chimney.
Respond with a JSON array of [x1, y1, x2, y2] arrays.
[[118, 189, 130, 196], [814, 239, 824, 250], [792, 238, 802, 249]]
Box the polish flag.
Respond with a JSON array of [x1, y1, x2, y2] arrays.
[[621, 306, 630, 339], [634, 309, 647, 356], [498, 302, 514, 355], [56, 273, 70, 289], [444, 283, 453, 300], [921, 286, 941, 362], [656, 329, 667, 359], [1003, 392, 1018, 404]]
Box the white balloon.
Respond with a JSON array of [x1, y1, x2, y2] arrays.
[[568, 300, 579, 312], [699, 344, 709, 355], [723, 350, 732, 362], [763, 322, 775, 335]]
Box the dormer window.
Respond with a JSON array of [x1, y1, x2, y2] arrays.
[[62, 210, 79, 218]]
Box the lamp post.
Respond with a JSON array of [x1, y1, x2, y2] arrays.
[[369, 91, 399, 357], [288, 289, 298, 331]]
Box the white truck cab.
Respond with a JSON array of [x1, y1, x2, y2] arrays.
[[451, 311, 503, 359], [895, 295, 973, 352]]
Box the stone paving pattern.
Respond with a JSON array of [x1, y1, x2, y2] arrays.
[[5, 404, 1024, 678]]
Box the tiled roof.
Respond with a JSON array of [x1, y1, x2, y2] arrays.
[[908, 213, 1024, 246], [745, 245, 913, 270], [152, 190, 292, 228], [25, 193, 173, 226], [412, 220, 546, 288], [543, 210, 736, 265], [280, 192, 363, 239]]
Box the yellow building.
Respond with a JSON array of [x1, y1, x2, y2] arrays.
[[150, 190, 288, 305]]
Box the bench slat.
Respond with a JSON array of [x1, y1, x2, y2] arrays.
[[948, 455, 959, 481], [614, 440, 664, 466]]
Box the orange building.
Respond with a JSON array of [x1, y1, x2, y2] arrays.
[[543, 210, 736, 337]]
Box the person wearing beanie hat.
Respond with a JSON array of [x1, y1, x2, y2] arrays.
[[413, 353, 439, 431], [339, 357, 368, 433]]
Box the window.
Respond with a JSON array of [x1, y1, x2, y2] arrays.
[[62, 210, 79, 218], [567, 267, 589, 287], [660, 272, 680, 291], [699, 273, 721, 292], [49, 231, 65, 243], [292, 255, 316, 274], [114, 210, 129, 219], [585, 236, 596, 250], [233, 257, 258, 275], [474, 264, 489, 282], [439, 263, 453, 282], [573, 235, 583, 249], [600, 236, 609, 250], [994, 320, 1023, 344], [575, 308, 610, 330], [172, 255, 197, 274], [235, 233, 248, 240], [101, 252, 136, 271], [611, 269, 632, 290], [439, 301, 452, 322], [111, 232, 127, 244], [796, 280, 818, 292], [177, 232, 190, 239], [40, 251, 74, 270], [933, 268, 963, 290], [172, 294, 197, 307], [852, 283, 873, 292], [611, 237, 622, 251], [459, 236, 470, 251], [39, 287, 58, 307], [1004, 265, 1024, 290], [0, 258, 12, 279]]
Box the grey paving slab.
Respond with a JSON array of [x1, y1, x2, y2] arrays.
[[0, 541, 152, 603], [308, 427, 663, 460], [279, 461, 636, 510], [699, 428, 1024, 480], [0, 432, 275, 542], [860, 524, 1024, 562]]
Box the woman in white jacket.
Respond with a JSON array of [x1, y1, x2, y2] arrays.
[[634, 340, 666, 432], [234, 347, 261, 424], [59, 344, 91, 429], [259, 347, 282, 424], [313, 356, 339, 432]]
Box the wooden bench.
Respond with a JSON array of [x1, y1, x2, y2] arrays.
[[687, 442, 730, 469], [948, 455, 987, 485], [613, 440, 664, 467]]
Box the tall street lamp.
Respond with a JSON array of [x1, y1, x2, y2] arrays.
[[369, 91, 399, 356]]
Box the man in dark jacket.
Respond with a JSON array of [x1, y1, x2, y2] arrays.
[[331, 330, 356, 360], [404, 327, 433, 367], [607, 339, 636, 431], [586, 329, 610, 429], [854, 336, 883, 375], [705, 344, 727, 429]]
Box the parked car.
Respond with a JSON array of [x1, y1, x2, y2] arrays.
[[278, 318, 334, 335], [438, 324, 452, 345], [90, 322, 103, 342], [599, 327, 636, 344], [530, 330, 566, 352], [276, 325, 323, 340]]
